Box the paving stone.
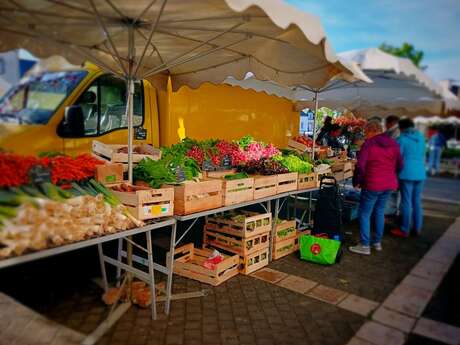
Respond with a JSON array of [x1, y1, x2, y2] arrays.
[[250, 268, 288, 284], [275, 275, 317, 294], [307, 284, 349, 305], [356, 321, 406, 345], [413, 317, 460, 345], [372, 306, 416, 333], [383, 283, 433, 317], [345, 337, 376, 345], [411, 259, 450, 282], [400, 274, 440, 293], [338, 294, 379, 317]]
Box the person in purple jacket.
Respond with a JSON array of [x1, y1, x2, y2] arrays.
[[350, 121, 403, 255]]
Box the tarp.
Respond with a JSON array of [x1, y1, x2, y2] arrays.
[[0, 0, 358, 91], [0, 0, 360, 179]]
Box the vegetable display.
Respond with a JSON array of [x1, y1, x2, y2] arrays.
[[0, 180, 135, 258], [0, 153, 103, 188], [237, 159, 288, 175], [292, 136, 314, 147], [273, 154, 313, 173]]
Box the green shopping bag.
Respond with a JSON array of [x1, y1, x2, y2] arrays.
[[299, 234, 342, 265]]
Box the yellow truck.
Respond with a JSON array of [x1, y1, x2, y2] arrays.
[[0, 63, 299, 155]]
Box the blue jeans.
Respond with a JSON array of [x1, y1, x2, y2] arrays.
[[399, 180, 424, 234], [359, 190, 392, 246], [384, 191, 399, 216], [428, 147, 442, 173]]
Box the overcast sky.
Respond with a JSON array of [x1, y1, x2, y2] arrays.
[[287, 0, 460, 83]]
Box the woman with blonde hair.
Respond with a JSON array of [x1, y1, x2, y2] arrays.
[[350, 120, 403, 255]]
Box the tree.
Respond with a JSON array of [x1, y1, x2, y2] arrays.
[[379, 42, 426, 69]]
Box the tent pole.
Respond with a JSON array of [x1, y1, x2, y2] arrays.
[[308, 90, 319, 226], [127, 24, 135, 183], [311, 90, 319, 160], [127, 79, 134, 183]]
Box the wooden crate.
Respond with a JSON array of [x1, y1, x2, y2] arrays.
[[92, 140, 161, 164], [315, 168, 332, 187], [220, 177, 254, 206], [276, 172, 298, 194], [253, 175, 277, 199], [204, 169, 236, 179], [343, 170, 353, 179], [171, 244, 239, 286], [297, 172, 317, 190], [287, 139, 319, 153], [333, 171, 344, 181], [110, 184, 174, 220], [274, 219, 297, 243], [173, 180, 223, 215], [95, 163, 124, 184], [204, 228, 270, 256], [206, 211, 271, 238], [239, 248, 269, 275], [331, 161, 352, 173], [272, 236, 299, 260]]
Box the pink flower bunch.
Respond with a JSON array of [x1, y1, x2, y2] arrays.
[[262, 143, 280, 158], [244, 142, 265, 162]]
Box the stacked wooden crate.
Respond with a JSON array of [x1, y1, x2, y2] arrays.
[[331, 161, 353, 181], [272, 219, 299, 260], [171, 243, 240, 286], [204, 211, 271, 275]]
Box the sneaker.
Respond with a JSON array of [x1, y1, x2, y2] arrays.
[[349, 244, 371, 255], [371, 243, 382, 251], [390, 228, 409, 238]]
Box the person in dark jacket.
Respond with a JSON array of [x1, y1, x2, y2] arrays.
[[391, 119, 426, 237], [350, 121, 403, 255], [316, 116, 333, 144]]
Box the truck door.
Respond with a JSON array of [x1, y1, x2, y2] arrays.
[[62, 74, 150, 156]]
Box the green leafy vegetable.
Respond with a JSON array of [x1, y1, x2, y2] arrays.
[[273, 154, 313, 173], [224, 172, 249, 180]]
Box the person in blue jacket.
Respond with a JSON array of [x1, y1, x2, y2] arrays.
[[391, 118, 427, 238], [427, 129, 447, 175]]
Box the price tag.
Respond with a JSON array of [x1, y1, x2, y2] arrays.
[[29, 165, 52, 184], [202, 160, 216, 171], [222, 155, 232, 168], [143, 204, 170, 216], [175, 166, 186, 182], [135, 127, 147, 140]]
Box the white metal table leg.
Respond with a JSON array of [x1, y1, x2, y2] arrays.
[[116, 238, 123, 286], [165, 222, 177, 315], [146, 230, 157, 320], [269, 198, 279, 262], [97, 243, 109, 292]]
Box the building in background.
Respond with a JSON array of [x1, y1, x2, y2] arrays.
[[440, 80, 460, 98], [0, 49, 37, 95]]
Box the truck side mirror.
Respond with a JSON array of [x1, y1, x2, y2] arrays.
[[57, 105, 85, 138]]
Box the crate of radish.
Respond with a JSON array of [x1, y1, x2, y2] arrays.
[[109, 183, 174, 220]]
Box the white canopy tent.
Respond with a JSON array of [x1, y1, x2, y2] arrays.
[[226, 48, 454, 119], [0, 0, 360, 180]]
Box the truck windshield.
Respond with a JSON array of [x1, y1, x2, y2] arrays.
[[0, 70, 87, 125]]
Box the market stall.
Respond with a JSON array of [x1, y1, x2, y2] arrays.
[[0, 1, 364, 343]]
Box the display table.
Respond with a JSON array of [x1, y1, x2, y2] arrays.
[[0, 218, 177, 345]]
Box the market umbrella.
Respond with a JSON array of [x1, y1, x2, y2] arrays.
[[294, 48, 447, 118], [0, 0, 359, 180]]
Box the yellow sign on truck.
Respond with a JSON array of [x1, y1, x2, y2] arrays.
[[0, 63, 299, 155]]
